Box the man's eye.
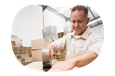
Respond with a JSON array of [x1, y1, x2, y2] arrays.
[[79, 21, 82, 23], [73, 21, 75, 23]]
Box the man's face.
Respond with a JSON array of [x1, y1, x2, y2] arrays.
[[71, 10, 90, 35]]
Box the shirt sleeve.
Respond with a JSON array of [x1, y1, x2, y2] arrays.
[[87, 35, 104, 55], [51, 34, 68, 52]]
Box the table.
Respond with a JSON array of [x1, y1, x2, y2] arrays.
[[24, 60, 79, 72]]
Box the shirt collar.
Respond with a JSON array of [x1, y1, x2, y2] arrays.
[[71, 26, 92, 39]]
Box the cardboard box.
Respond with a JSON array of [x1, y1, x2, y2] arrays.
[[29, 54, 32, 57], [21, 58, 25, 63], [58, 32, 64, 38], [11, 41, 22, 47], [25, 57, 33, 62], [43, 33, 58, 40], [16, 55, 21, 59], [19, 47, 27, 54], [32, 49, 42, 61], [28, 47, 32, 54], [24, 61, 43, 72], [11, 41, 16, 46], [20, 54, 30, 59], [63, 32, 67, 35], [12, 47, 18, 55], [42, 26, 57, 34], [31, 39, 50, 49]]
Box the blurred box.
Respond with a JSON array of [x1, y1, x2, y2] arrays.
[[20, 54, 29, 59], [16, 55, 21, 59], [43, 33, 58, 40], [63, 32, 67, 35], [19, 47, 27, 54], [64, 26, 73, 34], [32, 49, 42, 62], [43, 26, 57, 34], [42, 26, 58, 40], [58, 32, 64, 38], [28, 47, 32, 54], [25, 57, 33, 62], [12, 47, 18, 55], [11, 41, 22, 47], [29, 53, 32, 57], [11, 41, 16, 46], [31, 39, 50, 49], [21, 58, 25, 63]]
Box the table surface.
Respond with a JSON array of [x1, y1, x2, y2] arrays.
[[25, 59, 78, 71]]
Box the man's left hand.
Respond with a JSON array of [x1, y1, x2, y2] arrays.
[[48, 58, 75, 72]]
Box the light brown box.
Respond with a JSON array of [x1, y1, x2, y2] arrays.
[[19, 47, 27, 54], [32, 49, 42, 61], [28, 47, 32, 54], [21, 58, 25, 63], [63, 32, 67, 35], [11, 41, 16, 46], [29, 54, 32, 57], [25, 57, 33, 62], [12, 47, 18, 55], [31, 39, 50, 49], [16, 55, 21, 59], [12, 41, 22, 47], [19, 54, 29, 59], [58, 32, 64, 38]]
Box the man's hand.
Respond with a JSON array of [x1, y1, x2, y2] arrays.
[[48, 58, 76, 72]]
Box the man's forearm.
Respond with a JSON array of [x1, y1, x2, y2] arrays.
[[70, 51, 98, 67]]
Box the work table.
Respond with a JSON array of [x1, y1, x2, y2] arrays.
[[24, 61, 79, 72]]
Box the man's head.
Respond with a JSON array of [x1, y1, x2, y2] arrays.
[[71, 5, 90, 35]]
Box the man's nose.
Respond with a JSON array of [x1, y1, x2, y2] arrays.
[[75, 22, 79, 27]]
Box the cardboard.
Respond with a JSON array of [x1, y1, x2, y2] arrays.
[[11, 41, 16, 46], [32, 49, 42, 61], [25, 61, 43, 71], [22, 54, 29, 59], [12, 47, 18, 55], [11, 41, 22, 47], [43, 26, 57, 34], [25, 57, 33, 62], [58, 32, 64, 38], [21, 58, 25, 63], [28, 47, 32, 54], [19, 47, 27, 54], [25, 59, 78, 71], [31, 39, 50, 49], [16, 55, 21, 59], [44, 33, 58, 40]]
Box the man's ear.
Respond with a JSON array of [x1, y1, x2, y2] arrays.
[[87, 18, 90, 24]]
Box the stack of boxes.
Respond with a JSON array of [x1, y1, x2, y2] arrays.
[[11, 35, 33, 65], [11, 35, 23, 47], [42, 26, 58, 41], [12, 47, 33, 65], [58, 32, 64, 38], [31, 39, 50, 62]]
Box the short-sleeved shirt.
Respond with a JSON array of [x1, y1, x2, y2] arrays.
[[51, 27, 103, 60]]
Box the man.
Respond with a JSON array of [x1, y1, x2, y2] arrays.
[[47, 5, 103, 72]]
